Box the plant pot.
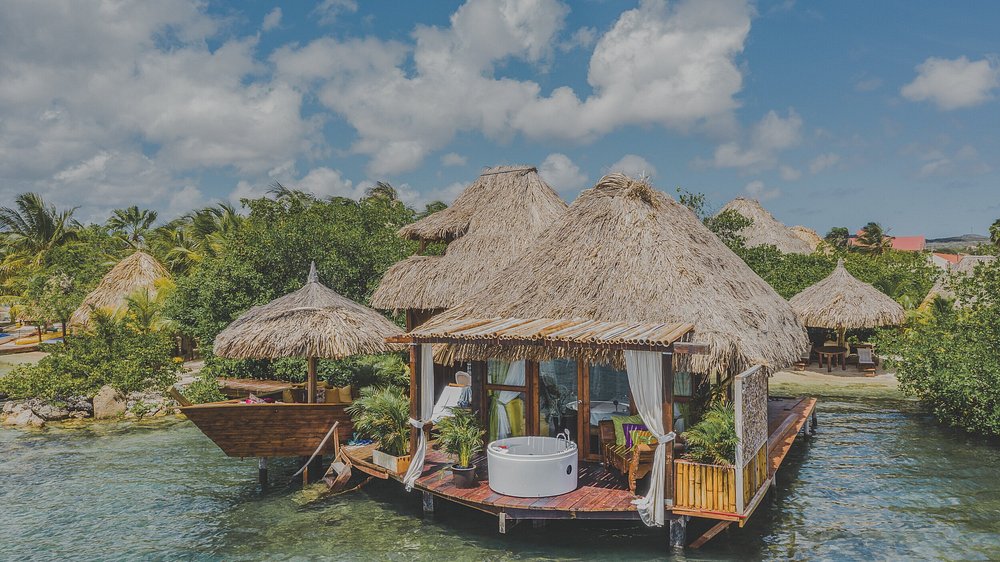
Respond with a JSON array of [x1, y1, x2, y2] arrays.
[[372, 449, 411, 474], [451, 464, 478, 488]]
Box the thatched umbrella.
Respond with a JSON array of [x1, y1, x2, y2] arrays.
[[69, 250, 169, 328], [718, 198, 813, 254], [789, 259, 905, 346], [372, 165, 567, 315], [921, 254, 996, 307], [790, 225, 823, 251], [416, 174, 808, 375], [213, 263, 403, 403]]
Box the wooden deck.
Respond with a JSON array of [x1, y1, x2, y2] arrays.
[[348, 396, 816, 525]]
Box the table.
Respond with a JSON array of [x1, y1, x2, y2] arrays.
[[567, 400, 631, 426], [817, 345, 848, 372]]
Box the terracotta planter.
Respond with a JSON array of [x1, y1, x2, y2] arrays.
[[372, 449, 411, 474], [451, 464, 477, 488]]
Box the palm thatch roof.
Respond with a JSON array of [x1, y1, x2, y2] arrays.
[[790, 226, 823, 251], [922, 254, 996, 306], [372, 165, 567, 312], [69, 251, 169, 327], [214, 263, 402, 359], [412, 174, 808, 374], [719, 198, 813, 254], [789, 259, 905, 329]]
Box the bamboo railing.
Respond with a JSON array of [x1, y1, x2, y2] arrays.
[[673, 444, 767, 515]]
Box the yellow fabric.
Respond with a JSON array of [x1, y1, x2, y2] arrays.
[[337, 385, 353, 403], [504, 398, 525, 437], [630, 429, 655, 447], [613, 415, 644, 446]]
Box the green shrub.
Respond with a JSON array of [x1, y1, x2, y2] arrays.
[[435, 408, 484, 468], [181, 372, 225, 404], [347, 385, 410, 456], [198, 352, 409, 391], [682, 402, 738, 465]]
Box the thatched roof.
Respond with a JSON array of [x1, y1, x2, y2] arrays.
[[790, 226, 823, 251], [69, 251, 169, 327], [789, 259, 905, 329], [413, 174, 808, 374], [719, 198, 813, 254], [372, 165, 567, 312], [214, 263, 402, 359], [922, 255, 996, 306]]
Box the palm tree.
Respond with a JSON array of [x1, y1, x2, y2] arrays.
[[824, 227, 850, 250], [150, 203, 243, 273], [0, 193, 78, 278], [107, 205, 158, 249], [856, 222, 891, 255]]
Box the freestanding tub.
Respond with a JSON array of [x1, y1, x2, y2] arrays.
[[486, 435, 578, 497]]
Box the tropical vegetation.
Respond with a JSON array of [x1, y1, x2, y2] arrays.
[[346, 385, 411, 457], [435, 408, 485, 468], [682, 401, 738, 465]]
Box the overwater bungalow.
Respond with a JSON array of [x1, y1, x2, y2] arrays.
[[718, 198, 813, 255], [182, 263, 402, 483], [359, 174, 817, 549]]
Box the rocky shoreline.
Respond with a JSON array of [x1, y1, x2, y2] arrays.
[[1, 384, 182, 429]]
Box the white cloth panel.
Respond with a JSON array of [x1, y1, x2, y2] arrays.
[[403, 344, 435, 491], [624, 350, 676, 527], [490, 360, 525, 440]]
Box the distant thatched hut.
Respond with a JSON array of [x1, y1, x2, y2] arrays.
[[922, 254, 997, 306], [789, 259, 905, 338], [718, 198, 813, 254], [415, 174, 808, 375], [69, 251, 169, 328], [371, 165, 567, 328], [790, 226, 823, 252]]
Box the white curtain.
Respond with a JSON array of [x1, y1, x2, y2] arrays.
[[490, 360, 525, 440], [624, 350, 676, 527], [403, 344, 435, 491]]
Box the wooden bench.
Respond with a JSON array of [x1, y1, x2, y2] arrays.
[[598, 420, 655, 493]]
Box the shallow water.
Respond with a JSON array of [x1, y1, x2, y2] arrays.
[[2, 398, 999, 561]]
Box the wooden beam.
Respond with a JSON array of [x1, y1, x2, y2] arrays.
[[671, 342, 710, 355], [689, 520, 731, 549], [662, 352, 675, 506], [409, 344, 419, 455], [306, 356, 318, 404]]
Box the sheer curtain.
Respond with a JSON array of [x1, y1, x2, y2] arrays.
[[624, 350, 676, 527], [489, 360, 526, 440], [403, 344, 435, 491]]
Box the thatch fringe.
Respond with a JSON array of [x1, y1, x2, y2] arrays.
[[719, 198, 813, 254], [69, 251, 169, 327], [416, 174, 808, 375], [372, 165, 567, 311], [214, 263, 402, 359], [790, 226, 823, 251], [789, 259, 905, 329]]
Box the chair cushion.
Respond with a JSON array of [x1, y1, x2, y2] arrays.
[[622, 423, 648, 448], [629, 429, 656, 447], [613, 415, 644, 446]]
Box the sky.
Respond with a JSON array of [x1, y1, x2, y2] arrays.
[[1, 0, 998, 238]]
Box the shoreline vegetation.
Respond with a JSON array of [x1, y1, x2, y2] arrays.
[[0, 183, 997, 437]]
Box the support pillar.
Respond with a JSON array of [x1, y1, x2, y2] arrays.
[[498, 512, 508, 534], [669, 516, 688, 550], [422, 492, 435, 516], [258, 457, 268, 488]]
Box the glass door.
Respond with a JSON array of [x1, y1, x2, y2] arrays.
[[485, 359, 528, 442], [537, 359, 579, 440], [585, 363, 633, 460]]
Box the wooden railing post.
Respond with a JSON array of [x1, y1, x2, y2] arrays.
[[662, 351, 674, 506], [409, 343, 419, 456], [733, 368, 744, 514]]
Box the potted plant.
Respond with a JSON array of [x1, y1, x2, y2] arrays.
[[346, 386, 411, 473], [681, 401, 738, 465], [434, 408, 484, 488]]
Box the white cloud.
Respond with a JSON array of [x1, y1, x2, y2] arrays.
[[441, 153, 468, 167], [606, 154, 657, 179], [559, 26, 597, 52], [712, 109, 803, 170], [539, 153, 587, 193], [914, 144, 991, 178], [744, 180, 780, 201], [854, 76, 882, 92], [808, 152, 840, 174], [277, 0, 752, 175], [0, 0, 314, 218], [313, 0, 358, 25], [778, 165, 801, 181], [901, 56, 1000, 110], [262, 7, 282, 31]]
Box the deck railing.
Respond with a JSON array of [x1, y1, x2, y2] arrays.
[[673, 444, 767, 516]]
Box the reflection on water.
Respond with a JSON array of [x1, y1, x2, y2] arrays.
[[2, 399, 999, 561]]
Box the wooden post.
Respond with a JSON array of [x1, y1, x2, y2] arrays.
[[307, 356, 318, 404], [258, 457, 268, 487], [668, 515, 687, 549], [578, 360, 589, 460], [409, 344, 420, 455], [662, 351, 675, 506], [422, 491, 435, 516]]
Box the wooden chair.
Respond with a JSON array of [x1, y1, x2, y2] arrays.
[[856, 345, 877, 375], [599, 420, 655, 493]]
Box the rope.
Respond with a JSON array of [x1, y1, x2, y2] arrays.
[[287, 421, 339, 485]]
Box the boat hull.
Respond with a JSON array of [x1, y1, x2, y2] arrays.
[[181, 402, 353, 458]]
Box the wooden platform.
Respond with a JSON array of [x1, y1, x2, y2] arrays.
[[351, 396, 816, 525]]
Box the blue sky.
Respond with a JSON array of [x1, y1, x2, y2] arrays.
[[1, 0, 998, 237]]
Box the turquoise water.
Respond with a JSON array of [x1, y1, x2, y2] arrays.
[[2, 398, 999, 561]]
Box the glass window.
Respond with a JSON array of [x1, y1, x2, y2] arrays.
[[539, 359, 578, 438], [488, 390, 526, 441], [587, 363, 632, 455], [674, 371, 693, 397]]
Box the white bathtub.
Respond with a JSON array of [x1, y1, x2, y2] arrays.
[[486, 436, 578, 497]]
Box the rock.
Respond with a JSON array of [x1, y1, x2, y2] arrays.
[[65, 395, 93, 414], [68, 411, 88, 419], [31, 402, 70, 421], [5, 408, 45, 427], [2, 400, 21, 415], [93, 385, 126, 419]]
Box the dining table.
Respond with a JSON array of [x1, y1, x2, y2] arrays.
[[817, 345, 849, 372]]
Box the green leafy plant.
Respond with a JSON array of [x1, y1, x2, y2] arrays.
[[682, 401, 738, 466], [181, 372, 225, 404], [435, 408, 484, 468], [346, 386, 410, 457]]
